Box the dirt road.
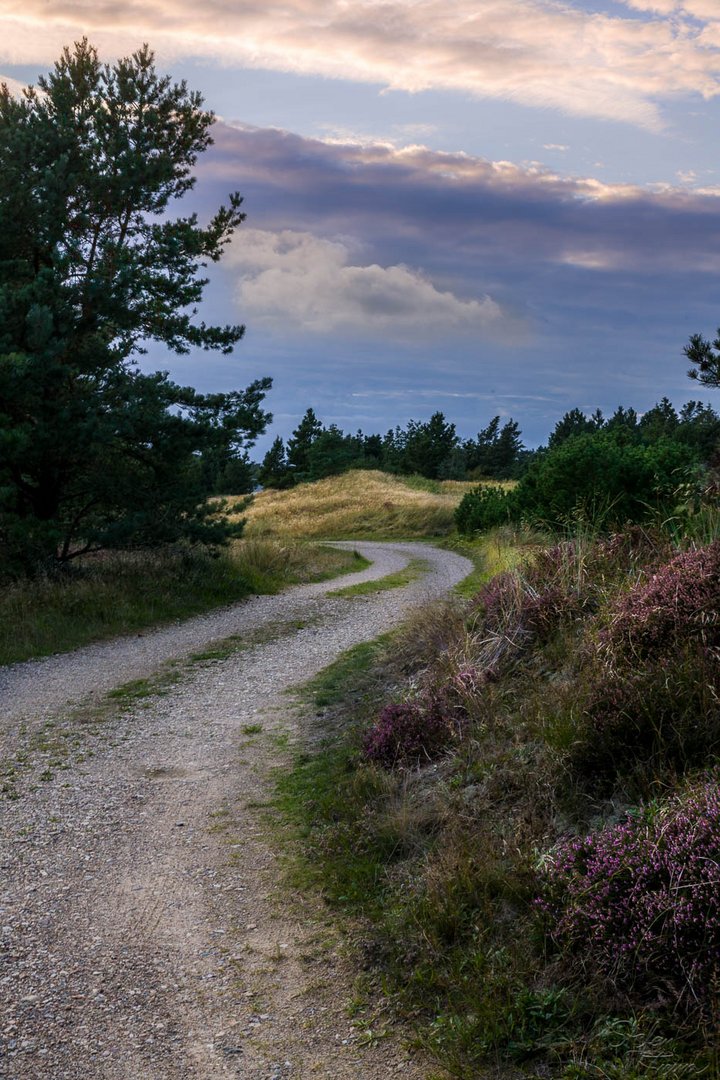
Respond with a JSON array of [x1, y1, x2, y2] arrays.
[[0, 542, 471, 1079]]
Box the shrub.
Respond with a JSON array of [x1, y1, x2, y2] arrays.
[[514, 433, 696, 529], [561, 539, 720, 792], [455, 484, 518, 533], [569, 644, 720, 793], [600, 541, 720, 660], [362, 697, 459, 768], [539, 779, 720, 1019]]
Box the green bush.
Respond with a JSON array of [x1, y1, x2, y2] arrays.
[[515, 433, 696, 529], [455, 484, 518, 533]]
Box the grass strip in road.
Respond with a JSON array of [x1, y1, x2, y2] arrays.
[[326, 558, 429, 599], [0, 541, 368, 667], [0, 614, 323, 800]]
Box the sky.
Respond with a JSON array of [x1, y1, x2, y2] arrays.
[[3, 1, 720, 452]]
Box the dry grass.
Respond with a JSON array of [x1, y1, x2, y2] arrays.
[[235, 470, 493, 540]]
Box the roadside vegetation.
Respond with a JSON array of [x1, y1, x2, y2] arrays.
[[0, 541, 367, 667], [277, 470, 720, 1077], [456, 397, 720, 536]]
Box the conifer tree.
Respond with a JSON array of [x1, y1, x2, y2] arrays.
[[0, 41, 270, 574]]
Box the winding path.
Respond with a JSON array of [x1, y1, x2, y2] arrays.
[[0, 542, 471, 1079]]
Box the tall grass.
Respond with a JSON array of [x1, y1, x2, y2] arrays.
[[0, 540, 367, 667], [236, 470, 486, 540]]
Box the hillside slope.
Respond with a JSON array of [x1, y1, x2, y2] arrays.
[[239, 470, 485, 539]]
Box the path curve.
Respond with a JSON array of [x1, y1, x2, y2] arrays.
[[0, 541, 469, 726], [0, 542, 471, 1079]]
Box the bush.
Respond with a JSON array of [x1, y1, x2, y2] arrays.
[[515, 433, 697, 529], [539, 779, 720, 1019], [569, 644, 720, 793], [455, 484, 517, 533], [362, 697, 460, 768], [560, 539, 720, 793], [600, 541, 720, 660]]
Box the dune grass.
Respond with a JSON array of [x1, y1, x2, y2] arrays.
[[235, 470, 491, 540], [0, 540, 368, 667]]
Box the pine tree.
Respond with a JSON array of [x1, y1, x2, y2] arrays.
[[0, 41, 270, 575], [286, 408, 323, 480], [259, 437, 290, 489]]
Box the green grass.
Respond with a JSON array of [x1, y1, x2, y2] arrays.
[[301, 634, 394, 709], [0, 541, 368, 667], [327, 557, 429, 598], [275, 740, 397, 913], [442, 525, 545, 598], [275, 633, 401, 913], [242, 723, 263, 735]]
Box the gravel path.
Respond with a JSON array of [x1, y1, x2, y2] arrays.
[[0, 542, 471, 1079]]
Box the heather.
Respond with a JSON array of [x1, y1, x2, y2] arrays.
[[361, 698, 462, 767], [279, 521, 720, 1078], [599, 540, 720, 658], [540, 779, 720, 1020], [568, 539, 720, 793]]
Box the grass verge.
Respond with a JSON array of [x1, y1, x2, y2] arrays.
[[442, 524, 543, 598], [0, 540, 368, 667], [274, 527, 719, 1079], [275, 634, 399, 913]]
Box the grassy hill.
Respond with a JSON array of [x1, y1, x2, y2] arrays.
[[237, 470, 496, 539]]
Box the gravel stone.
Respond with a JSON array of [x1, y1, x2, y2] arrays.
[[0, 542, 470, 1079]]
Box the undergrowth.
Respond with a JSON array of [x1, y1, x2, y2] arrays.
[[277, 519, 720, 1079]]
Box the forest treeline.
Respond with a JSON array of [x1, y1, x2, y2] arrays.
[[255, 408, 524, 488], [255, 397, 720, 525]]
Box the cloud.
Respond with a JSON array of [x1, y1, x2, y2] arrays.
[[0, 73, 28, 97], [3, 0, 720, 126], [621, 0, 678, 11], [203, 124, 720, 278], [226, 228, 505, 341]]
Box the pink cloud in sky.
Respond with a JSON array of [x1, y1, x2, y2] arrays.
[[1, 0, 720, 126]]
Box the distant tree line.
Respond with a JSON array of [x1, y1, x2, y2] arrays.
[[257, 408, 526, 488], [255, 395, 720, 503], [456, 396, 720, 533]]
